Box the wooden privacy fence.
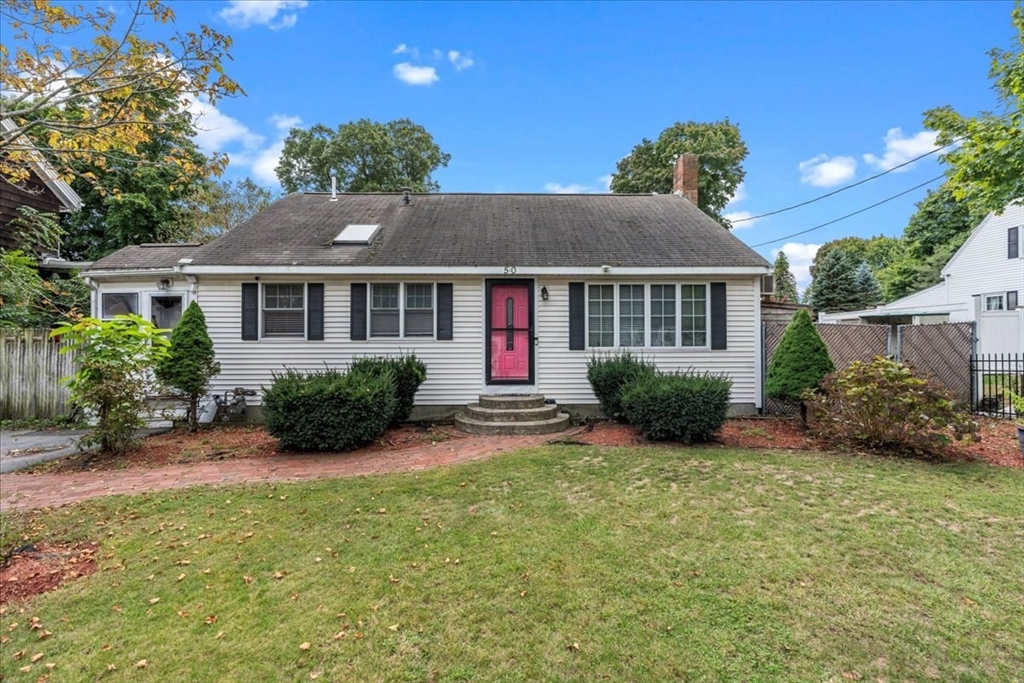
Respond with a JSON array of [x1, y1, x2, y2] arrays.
[[0, 328, 76, 420]]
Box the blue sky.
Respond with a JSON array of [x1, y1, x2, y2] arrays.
[[171, 0, 1017, 288]]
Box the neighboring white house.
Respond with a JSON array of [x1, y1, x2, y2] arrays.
[[819, 203, 1024, 355], [82, 156, 771, 421]]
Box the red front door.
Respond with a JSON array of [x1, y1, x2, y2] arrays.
[[489, 283, 531, 382]]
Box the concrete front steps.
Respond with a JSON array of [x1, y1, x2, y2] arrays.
[[455, 394, 571, 435]]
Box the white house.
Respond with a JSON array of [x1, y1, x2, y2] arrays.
[[819, 203, 1024, 356], [82, 156, 771, 428]]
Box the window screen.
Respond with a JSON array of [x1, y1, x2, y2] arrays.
[[263, 284, 305, 337], [371, 283, 400, 337], [404, 284, 433, 337]]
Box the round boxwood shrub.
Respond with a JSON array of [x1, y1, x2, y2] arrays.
[[349, 354, 427, 424], [621, 370, 732, 443], [586, 351, 656, 421], [262, 367, 396, 452]]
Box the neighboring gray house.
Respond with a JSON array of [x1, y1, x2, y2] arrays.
[[83, 156, 771, 426], [819, 203, 1024, 355]]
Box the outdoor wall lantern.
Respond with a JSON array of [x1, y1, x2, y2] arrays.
[[541, 286, 549, 301], [157, 278, 172, 290]]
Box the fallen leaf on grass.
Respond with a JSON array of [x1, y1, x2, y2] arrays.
[[107, 664, 116, 671], [38, 630, 52, 640], [243, 575, 254, 585], [136, 659, 148, 668], [204, 615, 217, 625], [567, 642, 580, 652], [177, 573, 186, 582], [14, 648, 26, 659], [19, 665, 31, 673], [31, 652, 44, 662], [299, 642, 311, 650], [149, 598, 160, 604], [214, 631, 224, 640]]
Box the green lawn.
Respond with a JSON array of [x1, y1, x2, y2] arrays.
[[2, 445, 1023, 682]]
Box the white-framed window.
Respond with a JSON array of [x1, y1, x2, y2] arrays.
[[263, 283, 305, 337], [404, 284, 434, 337], [985, 293, 1005, 311], [101, 292, 139, 318], [369, 282, 436, 338], [650, 285, 677, 347], [585, 283, 708, 349], [619, 285, 645, 347], [587, 284, 615, 347], [680, 284, 707, 347]]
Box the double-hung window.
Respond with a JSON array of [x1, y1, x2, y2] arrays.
[[404, 284, 434, 337], [650, 285, 677, 347], [619, 285, 645, 347], [985, 293, 1005, 311], [680, 284, 707, 347], [371, 284, 400, 337], [1009, 227, 1020, 260], [587, 284, 615, 347], [369, 283, 435, 338], [263, 284, 305, 337]]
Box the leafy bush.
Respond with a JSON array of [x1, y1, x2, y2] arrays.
[[805, 357, 978, 455], [155, 301, 220, 431], [621, 370, 732, 443], [349, 354, 427, 424], [262, 367, 396, 452], [51, 315, 171, 454], [586, 351, 656, 421], [766, 308, 834, 402]]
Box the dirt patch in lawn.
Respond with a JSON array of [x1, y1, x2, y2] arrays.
[[572, 417, 1024, 468], [0, 542, 98, 605], [30, 424, 467, 473]]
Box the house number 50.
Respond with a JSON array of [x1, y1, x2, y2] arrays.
[[504, 265, 517, 275]]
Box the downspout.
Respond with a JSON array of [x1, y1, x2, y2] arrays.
[[83, 275, 99, 317]]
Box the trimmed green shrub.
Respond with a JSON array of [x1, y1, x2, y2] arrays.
[[349, 354, 427, 424], [766, 309, 834, 423], [586, 351, 656, 421], [621, 370, 732, 443], [155, 301, 220, 431], [262, 367, 396, 452], [805, 357, 978, 455]]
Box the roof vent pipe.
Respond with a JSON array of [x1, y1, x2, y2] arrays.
[[402, 186, 411, 205], [330, 174, 338, 201]]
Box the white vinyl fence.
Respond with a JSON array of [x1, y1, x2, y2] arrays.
[[0, 328, 77, 420]]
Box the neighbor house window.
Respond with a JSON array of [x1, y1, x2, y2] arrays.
[[404, 284, 434, 337], [985, 293, 1005, 311], [371, 283, 400, 337], [619, 285, 645, 347], [588, 284, 614, 347], [101, 293, 138, 318], [650, 285, 676, 347], [1009, 227, 1020, 259], [680, 284, 707, 347], [263, 284, 305, 337]]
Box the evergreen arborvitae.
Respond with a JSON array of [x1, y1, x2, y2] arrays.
[[772, 251, 799, 302], [808, 248, 860, 313], [155, 301, 221, 431], [766, 308, 834, 419], [854, 261, 883, 308]]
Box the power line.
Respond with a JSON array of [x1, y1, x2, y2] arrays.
[[733, 107, 1021, 225], [748, 175, 945, 248]]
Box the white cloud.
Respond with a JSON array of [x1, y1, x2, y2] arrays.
[[393, 62, 439, 86], [772, 242, 821, 292], [220, 1, 308, 30], [186, 95, 265, 153], [723, 210, 758, 229], [726, 181, 747, 206], [393, 43, 420, 58], [448, 50, 474, 70], [545, 176, 612, 194], [863, 128, 940, 171], [798, 154, 857, 187]]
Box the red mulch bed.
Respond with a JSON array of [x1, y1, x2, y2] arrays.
[[572, 417, 1024, 468], [0, 542, 99, 605]]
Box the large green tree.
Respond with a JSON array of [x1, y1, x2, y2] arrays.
[[275, 119, 451, 193], [924, 3, 1023, 213], [854, 262, 883, 309], [771, 251, 799, 303], [609, 119, 748, 228], [188, 177, 281, 241], [808, 249, 861, 313]]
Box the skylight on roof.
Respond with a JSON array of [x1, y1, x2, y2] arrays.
[[333, 224, 380, 245]]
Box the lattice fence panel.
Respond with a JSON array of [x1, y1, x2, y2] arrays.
[[763, 323, 890, 415], [899, 323, 974, 404]]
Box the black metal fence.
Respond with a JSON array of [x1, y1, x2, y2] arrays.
[[970, 354, 1024, 419]]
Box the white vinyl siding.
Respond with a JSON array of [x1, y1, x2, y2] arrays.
[[262, 284, 305, 337]]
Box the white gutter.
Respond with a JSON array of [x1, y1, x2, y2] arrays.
[[174, 265, 771, 277]]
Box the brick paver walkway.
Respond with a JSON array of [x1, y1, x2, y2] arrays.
[[0, 430, 579, 512]]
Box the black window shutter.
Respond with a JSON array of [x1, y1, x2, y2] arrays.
[[1008, 290, 1019, 311], [710, 282, 727, 350], [350, 283, 367, 340], [1009, 227, 1020, 259], [241, 283, 258, 341], [569, 282, 585, 350], [307, 283, 324, 341], [436, 283, 453, 340]]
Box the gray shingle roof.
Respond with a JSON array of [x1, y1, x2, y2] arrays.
[[89, 193, 769, 271], [89, 244, 203, 271]]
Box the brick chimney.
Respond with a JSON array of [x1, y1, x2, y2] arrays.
[[672, 154, 699, 205]]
